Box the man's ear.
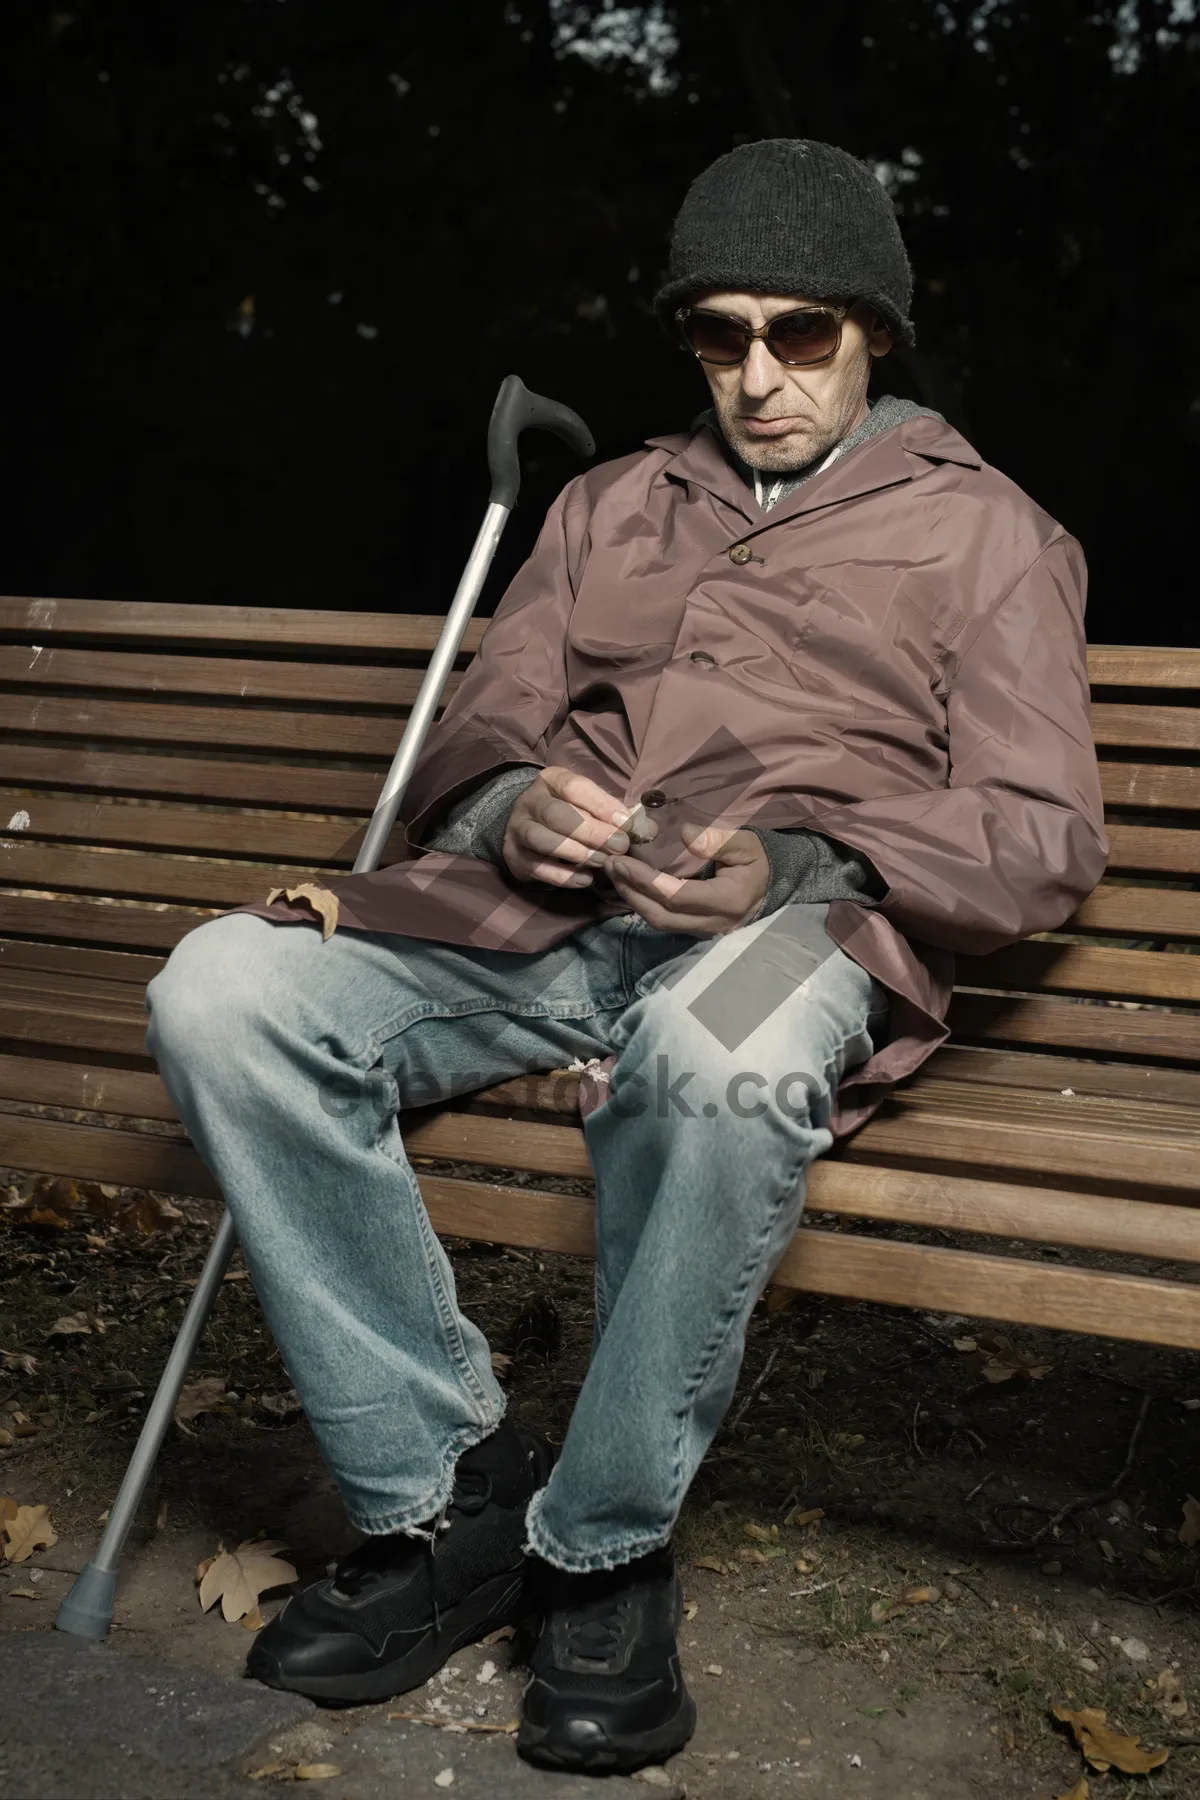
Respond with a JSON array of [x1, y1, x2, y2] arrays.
[[868, 310, 894, 359]]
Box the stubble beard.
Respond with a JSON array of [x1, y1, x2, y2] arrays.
[[715, 399, 838, 472]]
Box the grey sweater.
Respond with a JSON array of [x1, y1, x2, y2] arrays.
[[423, 397, 942, 919]]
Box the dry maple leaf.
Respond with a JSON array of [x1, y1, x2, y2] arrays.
[[265, 883, 339, 940], [1, 1351, 38, 1376], [2, 1502, 58, 1565], [174, 1377, 231, 1434], [197, 1536, 297, 1623], [1178, 1495, 1200, 1546], [1052, 1704, 1168, 1774]]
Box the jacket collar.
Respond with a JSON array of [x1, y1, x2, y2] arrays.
[[645, 412, 982, 532]]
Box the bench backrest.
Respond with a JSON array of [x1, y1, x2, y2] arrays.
[[2, 598, 1198, 1071]]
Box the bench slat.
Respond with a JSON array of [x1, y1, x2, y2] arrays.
[[0, 894, 213, 951], [962, 941, 1200, 1004], [948, 990, 1200, 1061], [1, 745, 384, 812], [911, 1046, 1200, 1104], [1104, 824, 1200, 875], [0, 842, 336, 908], [1099, 762, 1200, 810], [0, 645, 464, 707], [1087, 647, 1200, 687], [0, 596, 488, 655], [0, 791, 365, 865], [1091, 703, 1200, 751], [1063, 884, 1200, 940], [3, 695, 406, 758], [403, 1098, 1200, 1198], [0, 940, 166, 984]]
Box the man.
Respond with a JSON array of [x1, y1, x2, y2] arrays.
[[145, 139, 1107, 1774]]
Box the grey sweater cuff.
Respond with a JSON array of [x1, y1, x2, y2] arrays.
[[420, 763, 543, 867], [746, 827, 887, 923]]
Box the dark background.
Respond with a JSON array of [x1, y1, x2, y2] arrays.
[[2, 0, 1197, 644]]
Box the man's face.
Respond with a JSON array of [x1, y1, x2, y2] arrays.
[[693, 291, 893, 471]]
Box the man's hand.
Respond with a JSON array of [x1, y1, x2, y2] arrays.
[[604, 824, 770, 934], [503, 765, 641, 887]]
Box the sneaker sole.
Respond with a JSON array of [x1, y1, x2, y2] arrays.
[[515, 1688, 697, 1774], [247, 1565, 527, 1705]]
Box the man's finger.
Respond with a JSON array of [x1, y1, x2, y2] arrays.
[[535, 797, 630, 855], [519, 819, 609, 867], [540, 765, 635, 829], [607, 855, 750, 914]]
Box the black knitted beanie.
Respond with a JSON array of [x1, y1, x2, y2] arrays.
[[654, 138, 915, 348]]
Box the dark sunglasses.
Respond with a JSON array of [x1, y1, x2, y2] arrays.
[[675, 303, 850, 369]]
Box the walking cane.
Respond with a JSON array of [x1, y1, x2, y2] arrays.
[[55, 377, 595, 1640]]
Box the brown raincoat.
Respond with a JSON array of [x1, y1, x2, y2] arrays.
[[228, 412, 1108, 1136]]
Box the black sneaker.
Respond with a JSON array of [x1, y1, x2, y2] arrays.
[[246, 1420, 553, 1704], [517, 1547, 696, 1774]]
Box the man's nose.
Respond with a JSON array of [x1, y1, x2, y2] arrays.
[[739, 338, 784, 402]]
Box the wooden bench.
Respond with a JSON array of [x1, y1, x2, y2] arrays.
[[2, 597, 1199, 1350]]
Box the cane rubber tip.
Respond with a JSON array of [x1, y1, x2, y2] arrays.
[[55, 1561, 118, 1640]]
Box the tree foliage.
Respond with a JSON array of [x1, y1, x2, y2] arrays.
[[1, 0, 1196, 641]]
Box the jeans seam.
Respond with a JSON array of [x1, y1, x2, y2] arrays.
[[661, 1144, 811, 1534]]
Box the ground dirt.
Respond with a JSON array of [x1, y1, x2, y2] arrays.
[[3, 1169, 1200, 1800]]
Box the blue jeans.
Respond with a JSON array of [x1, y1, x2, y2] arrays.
[[144, 903, 887, 1572]]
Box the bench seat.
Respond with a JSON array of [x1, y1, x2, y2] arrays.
[[2, 599, 1199, 1348]]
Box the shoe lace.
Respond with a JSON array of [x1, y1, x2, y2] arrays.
[[561, 1585, 634, 1664]]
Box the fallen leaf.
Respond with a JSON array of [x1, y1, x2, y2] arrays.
[[1150, 1667, 1188, 1720], [2, 1503, 58, 1564], [1052, 1703, 1168, 1774], [632, 1772, 674, 1789], [265, 883, 339, 940], [784, 1506, 824, 1528], [1143, 1547, 1167, 1568], [46, 1313, 91, 1338], [973, 1331, 1051, 1383], [242, 1605, 264, 1631], [738, 1546, 766, 1564], [870, 1599, 907, 1623], [489, 1352, 514, 1379], [0, 1431, 11, 1449], [833, 1432, 865, 1451], [133, 1193, 185, 1237], [794, 1557, 814, 1574], [900, 1584, 940, 1606], [247, 1764, 293, 1781], [5, 1586, 41, 1599], [480, 1623, 515, 1646], [295, 1767, 340, 1781], [1178, 1495, 1200, 1546], [953, 1337, 978, 1352], [0, 1352, 38, 1377], [1053, 1780, 1089, 1800], [197, 1536, 297, 1623], [743, 1521, 778, 1543], [434, 1771, 455, 1790], [704, 1663, 724, 1676], [1098, 1539, 1117, 1563], [174, 1377, 231, 1433], [692, 1556, 729, 1575]]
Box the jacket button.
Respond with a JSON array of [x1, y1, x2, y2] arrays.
[[728, 542, 753, 565], [640, 787, 668, 808], [689, 650, 716, 668]]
